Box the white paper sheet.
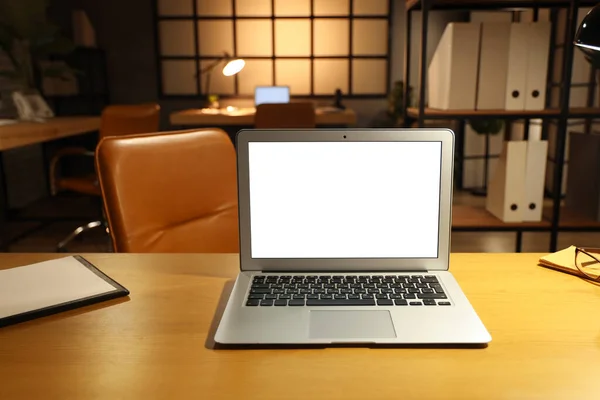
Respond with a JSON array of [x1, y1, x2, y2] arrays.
[[0, 256, 117, 319]]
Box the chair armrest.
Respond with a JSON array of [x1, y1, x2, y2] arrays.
[[49, 147, 96, 195]]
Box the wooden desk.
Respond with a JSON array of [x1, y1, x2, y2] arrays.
[[1, 253, 599, 399], [170, 107, 357, 126], [0, 116, 101, 151]]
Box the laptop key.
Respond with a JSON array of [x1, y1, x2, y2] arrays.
[[252, 284, 270, 289], [377, 299, 394, 306], [421, 288, 434, 293], [404, 293, 416, 299], [394, 299, 408, 306], [274, 300, 288, 306], [334, 294, 347, 299], [422, 276, 439, 283], [348, 294, 360, 299], [248, 294, 264, 300], [409, 302, 423, 306], [289, 299, 305, 306], [321, 294, 333, 300], [260, 300, 274, 306], [265, 294, 278, 300], [278, 294, 291, 300], [250, 289, 271, 294], [376, 294, 388, 299], [438, 302, 451, 306], [423, 299, 437, 306], [417, 293, 447, 299], [293, 295, 305, 300], [246, 299, 261, 306], [306, 299, 376, 306], [307, 294, 319, 299]]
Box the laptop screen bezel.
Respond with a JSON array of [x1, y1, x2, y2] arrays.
[[235, 128, 454, 272]]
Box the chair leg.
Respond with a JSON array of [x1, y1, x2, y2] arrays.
[[57, 220, 103, 252]]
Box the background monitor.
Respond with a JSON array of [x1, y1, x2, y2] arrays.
[[254, 86, 290, 106]]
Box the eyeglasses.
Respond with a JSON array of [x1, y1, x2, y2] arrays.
[[574, 247, 600, 282]]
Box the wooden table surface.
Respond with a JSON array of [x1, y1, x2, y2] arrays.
[[1, 253, 599, 399], [170, 107, 357, 126], [0, 116, 101, 151]]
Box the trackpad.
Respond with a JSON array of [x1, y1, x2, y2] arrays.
[[309, 310, 396, 340]]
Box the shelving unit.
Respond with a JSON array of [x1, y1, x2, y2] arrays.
[[403, 0, 600, 252]]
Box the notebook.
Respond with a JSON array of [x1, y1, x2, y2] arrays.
[[539, 245, 600, 280], [0, 255, 129, 327]]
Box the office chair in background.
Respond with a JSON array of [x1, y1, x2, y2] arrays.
[[254, 102, 316, 129], [50, 103, 161, 251], [95, 128, 239, 253]]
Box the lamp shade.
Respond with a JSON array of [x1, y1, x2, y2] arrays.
[[222, 58, 245, 76], [574, 4, 600, 67]]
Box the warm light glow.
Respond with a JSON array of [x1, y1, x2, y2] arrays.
[[222, 59, 245, 76]]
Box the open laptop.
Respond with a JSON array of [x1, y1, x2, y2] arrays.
[[254, 86, 290, 106], [215, 128, 491, 345]]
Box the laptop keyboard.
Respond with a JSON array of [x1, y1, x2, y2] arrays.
[[245, 274, 450, 307]]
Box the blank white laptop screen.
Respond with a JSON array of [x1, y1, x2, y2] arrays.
[[254, 86, 290, 106], [248, 141, 442, 259]]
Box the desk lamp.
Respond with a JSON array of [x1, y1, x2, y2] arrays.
[[575, 5, 600, 68], [200, 52, 245, 108]]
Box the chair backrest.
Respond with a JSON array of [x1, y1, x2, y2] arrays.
[[96, 128, 239, 253], [254, 102, 316, 129], [100, 103, 161, 139]]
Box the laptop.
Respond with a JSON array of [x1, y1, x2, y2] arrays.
[[215, 128, 491, 345], [254, 86, 290, 107]]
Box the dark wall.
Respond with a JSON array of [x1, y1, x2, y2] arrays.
[[50, 0, 158, 104]]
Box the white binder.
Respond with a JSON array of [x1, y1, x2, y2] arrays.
[[477, 22, 511, 110], [428, 22, 481, 110], [486, 140, 528, 222], [505, 24, 529, 110], [522, 140, 549, 221], [524, 22, 551, 110]]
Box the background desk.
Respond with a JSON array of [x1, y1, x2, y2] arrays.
[[0, 253, 599, 399], [0, 117, 100, 151], [170, 107, 357, 127]]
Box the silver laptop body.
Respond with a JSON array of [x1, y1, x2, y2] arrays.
[[215, 128, 491, 345]]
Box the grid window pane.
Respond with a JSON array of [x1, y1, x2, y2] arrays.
[[314, 59, 348, 95], [314, 19, 349, 56], [162, 60, 197, 95], [352, 19, 388, 55], [238, 59, 273, 95], [352, 59, 386, 94], [157, 0, 193, 16], [313, 0, 349, 16], [275, 59, 311, 95], [275, 20, 311, 56], [199, 59, 236, 95], [197, 20, 234, 56], [159, 21, 195, 56], [236, 20, 272, 56], [274, 0, 310, 16], [236, 0, 271, 16], [196, 0, 232, 16], [353, 0, 388, 15]]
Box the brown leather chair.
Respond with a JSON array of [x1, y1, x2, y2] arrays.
[[254, 102, 316, 129], [51, 103, 160, 251], [96, 128, 239, 253]]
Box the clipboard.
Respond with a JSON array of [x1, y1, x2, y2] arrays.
[[0, 255, 129, 328]]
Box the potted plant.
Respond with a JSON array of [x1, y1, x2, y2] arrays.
[[369, 80, 413, 127], [0, 0, 77, 119], [468, 118, 504, 196]]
